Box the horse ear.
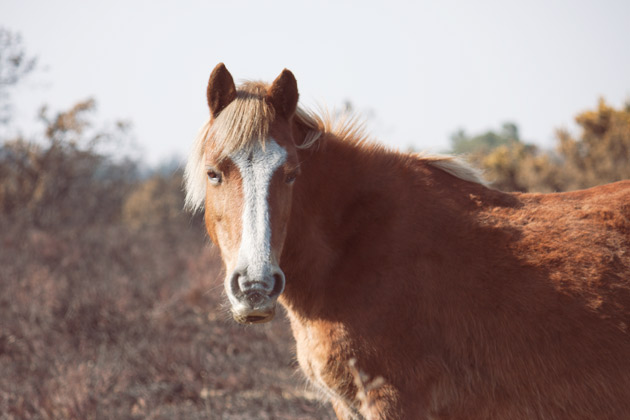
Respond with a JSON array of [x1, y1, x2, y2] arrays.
[[207, 63, 237, 119], [267, 69, 299, 120]]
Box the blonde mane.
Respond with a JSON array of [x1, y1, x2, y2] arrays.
[[417, 153, 488, 186], [184, 84, 485, 212]]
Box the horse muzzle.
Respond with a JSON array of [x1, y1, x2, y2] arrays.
[[227, 266, 285, 324]]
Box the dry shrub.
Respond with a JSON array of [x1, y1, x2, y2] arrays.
[[122, 171, 188, 231], [452, 99, 630, 192], [556, 98, 630, 190], [0, 100, 136, 228]]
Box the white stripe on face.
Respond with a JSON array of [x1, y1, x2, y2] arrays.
[[230, 139, 287, 286]]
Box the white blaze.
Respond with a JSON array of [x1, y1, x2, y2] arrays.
[[231, 139, 287, 283]]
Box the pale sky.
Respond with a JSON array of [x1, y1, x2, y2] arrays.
[[3, 0, 630, 165]]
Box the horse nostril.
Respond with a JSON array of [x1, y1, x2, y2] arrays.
[[270, 271, 285, 299], [230, 270, 246, 298]]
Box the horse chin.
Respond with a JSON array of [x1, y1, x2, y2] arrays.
[[232, 305, 276, 324]]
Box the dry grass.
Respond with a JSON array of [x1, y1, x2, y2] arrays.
[[0, 186, 334, 419]]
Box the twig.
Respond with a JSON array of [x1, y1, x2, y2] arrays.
[[348, 358, 386, 419]]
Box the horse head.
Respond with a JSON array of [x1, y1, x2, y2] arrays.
[[200, 63, 301, 324]]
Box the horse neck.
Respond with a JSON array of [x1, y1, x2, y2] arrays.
[[279, 128, 509, 321], [279, 133, 439, 318]]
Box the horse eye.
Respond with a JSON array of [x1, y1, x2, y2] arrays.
[[285, 171, 298, 185], [207, 170, 222, 185]]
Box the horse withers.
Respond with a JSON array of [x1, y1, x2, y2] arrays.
[[185, 63, 630, 419]]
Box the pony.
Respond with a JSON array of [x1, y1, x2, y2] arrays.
[[184, 63, 630, 419]]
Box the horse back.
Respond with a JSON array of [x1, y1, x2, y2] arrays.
[[512, 180, 630, 286], [413, 179, 630, 418]]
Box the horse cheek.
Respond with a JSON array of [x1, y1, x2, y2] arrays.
[[204, 192, 231, 261], [204, 202, 222, 248], [269, 179, 293, 263]]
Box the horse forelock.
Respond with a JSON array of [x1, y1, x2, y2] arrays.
[[210, 82, 274, 159]]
